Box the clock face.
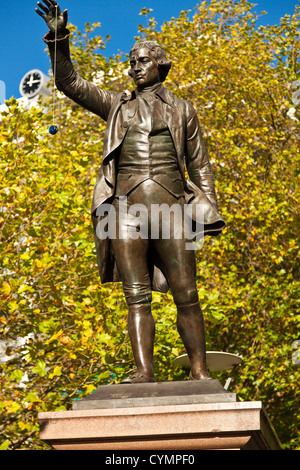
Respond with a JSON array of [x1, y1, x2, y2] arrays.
[[21, 71, 42, 97]]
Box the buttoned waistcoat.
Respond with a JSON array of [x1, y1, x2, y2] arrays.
[[44, 30, 225, 292]]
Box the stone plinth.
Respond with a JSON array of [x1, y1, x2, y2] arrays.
[[38, 381, 281, 450]]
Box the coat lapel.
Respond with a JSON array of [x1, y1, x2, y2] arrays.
[[100, 92, 133, 192], [155, 87, 186, 182]]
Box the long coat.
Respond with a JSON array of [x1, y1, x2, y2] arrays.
[[45, 31, 225, 292]]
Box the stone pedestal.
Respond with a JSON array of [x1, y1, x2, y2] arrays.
[[38, 380, 281, 450]]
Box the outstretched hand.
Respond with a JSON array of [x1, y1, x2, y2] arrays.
[[35, 0, 68, 35]]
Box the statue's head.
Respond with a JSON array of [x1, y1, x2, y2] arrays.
[[128, 41, 172, 88]]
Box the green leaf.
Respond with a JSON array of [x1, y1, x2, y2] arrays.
[[9, 369, 24, 383], [32, 360, 47, 377], [17, 284, 34, 294], [0, 441, 10, 450], [25, 393, 41, 403]]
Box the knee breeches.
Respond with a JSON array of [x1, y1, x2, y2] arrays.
[[110, 181, 199, 306]]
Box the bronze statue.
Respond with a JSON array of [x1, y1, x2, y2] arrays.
[[36, 0, 225, 383]]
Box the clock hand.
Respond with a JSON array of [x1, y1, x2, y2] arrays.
[[28, 74, 36, 87], [27, 74, 40, 89]]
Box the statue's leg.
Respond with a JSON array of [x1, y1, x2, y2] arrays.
[[176, 301, 210, 380], [164, 258, 210, 380], [111, 197, 155, 382], [125, 301, 155, 382], [111, 240, 156, 382], [152, 200, 210, 380]]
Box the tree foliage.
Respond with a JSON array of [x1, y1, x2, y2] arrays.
[[0, 0, 299, 450]]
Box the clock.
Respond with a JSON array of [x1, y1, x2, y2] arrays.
[[19, 69, 50, 99]]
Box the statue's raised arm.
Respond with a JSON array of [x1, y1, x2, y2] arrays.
[[35, 0, 118, 121], [35, 0, 68, 36]]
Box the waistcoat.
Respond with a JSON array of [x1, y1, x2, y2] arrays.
[[115, 89, 184, 199]]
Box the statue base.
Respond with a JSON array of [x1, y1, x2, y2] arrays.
[[72, 378, 236, 410], [38, 380, 281, 450]]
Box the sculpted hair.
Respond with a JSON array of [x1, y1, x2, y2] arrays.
[[129, 41, 172, 82]]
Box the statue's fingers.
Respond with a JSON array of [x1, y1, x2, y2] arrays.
[[42, 0, 53, 8], [35, 7, 47, 19], [37, 1, 49, 14], [43, 0, 58, 10]]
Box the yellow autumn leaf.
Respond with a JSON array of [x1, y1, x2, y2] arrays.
[[49, 366, 62, 379], [8, 301, 18, 313], [83, 384, 96, 394], [1, 282, 11, 294], [45, 329, 63, 345], [35, 259, 45, 268], [87, 284, 99, 292], [4, 400, 21, 414], [20, 252, 30, 261]]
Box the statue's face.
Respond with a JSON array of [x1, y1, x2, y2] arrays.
[[129, 47, 160, 88]]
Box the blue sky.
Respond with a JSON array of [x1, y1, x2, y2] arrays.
[[0, 0, 299, 101]]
